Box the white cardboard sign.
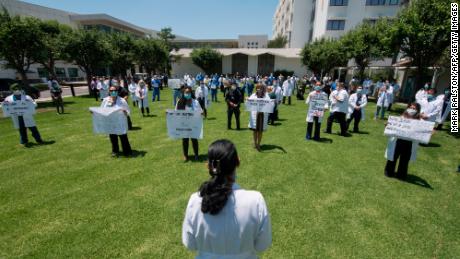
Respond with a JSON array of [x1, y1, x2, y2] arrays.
[[245, 99, 275, 113], [89, 107, 128, 135], [166, 110, 203, 139], [384, 116, 435, 144], [2, 100, 36, 117]]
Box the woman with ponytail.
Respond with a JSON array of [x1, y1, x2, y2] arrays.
[[182, 139, 272, 258]]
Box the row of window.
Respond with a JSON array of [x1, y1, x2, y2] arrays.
[[326, 20, 345, 30], [330, 0, 399, 6], [37, 67, 79, 78]]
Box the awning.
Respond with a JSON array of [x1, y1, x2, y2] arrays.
[[171, 48, 302, 58]]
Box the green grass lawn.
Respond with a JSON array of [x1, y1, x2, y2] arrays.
[[0, 89, 459, 258]]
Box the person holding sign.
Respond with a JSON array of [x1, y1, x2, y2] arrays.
[[325, 82, 349, 136], [225, 83, 242, 130], [100, 86, 132, 157], [136, 80, 150, 117], [346, 86, 368, 133], [182, 139, 272, 258], [384, 103, 423, 179], [176, 86, 203, 161], [305, 83, 328, 140], [2, 84, 43, 145], [248, 84, 270, 151]]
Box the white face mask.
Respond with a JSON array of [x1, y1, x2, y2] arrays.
[[406, 108, 417, 116]]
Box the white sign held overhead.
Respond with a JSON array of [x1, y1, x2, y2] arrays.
[[384, 116, 435, 144], [89, 107, 128, 135]]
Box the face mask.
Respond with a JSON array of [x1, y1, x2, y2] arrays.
[[184, 93, 192, 100], [427, 94, 434, 101], [424, 84, 429, 90], [406, 108, 417, 116], [357, 89, 363, 94], [13, 90, 21, 96], [110, 91, 118, 97], [314, 86, 321, 91], [445, 90, 450, 95]]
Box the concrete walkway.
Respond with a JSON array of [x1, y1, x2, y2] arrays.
[[36, 86, 89, 103]]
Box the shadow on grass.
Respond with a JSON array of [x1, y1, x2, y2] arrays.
[[270, 122, 282, 126], [25, 140, 56, 148], [260, 144, 287, 153], [130, 126, 142, 131], [189, 154, 208, 163], [402, 174, 433, 190], [277, 118, 288, 122], [37, 101, 75, 109], [352, 131, 369, 135], [315, 138, 333, 143], [206, 117, 217, 121], [420, 142, 441, 148], [128, 150, 147, 158], [141, 114, 157, 118]]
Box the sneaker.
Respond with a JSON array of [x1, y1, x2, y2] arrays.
[[111, 152, 118, 157]]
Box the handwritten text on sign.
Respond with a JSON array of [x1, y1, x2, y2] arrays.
[[89, 107, 128, 135], [245, 99, 275, 113], [166, 110, 203, 139], [2, 100, 36, 117], [308, 96, 327, 118], [384, 116, 435, 144]]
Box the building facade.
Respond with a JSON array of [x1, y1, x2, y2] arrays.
[[273, 0, 405, 48]]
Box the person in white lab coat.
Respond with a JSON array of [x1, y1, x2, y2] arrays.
[[282, 76, 294, 105], [248, 84, 270, 151], [273, 79, 283, 121], [136, 80, 150, 116], [127, 78, 138, 107], [195, 80, 209, 119], [435, 88, 452, 130], [182, 139, 272, 258], [325, 82, 349, 136], [385, 103, 424, 180], [98, 77, 109, 100], [99, 86, 132, 157], [419, 88, 442, 123], [415, 83, 430, 103], [3, 84, 43, 145], [385, 80, 395, 111], [346, 86, 368, 133], [375, 86, 389, 120], [305, 83, 329, 140], [176, 86, 203, 161]]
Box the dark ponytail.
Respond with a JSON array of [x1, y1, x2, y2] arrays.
[[199, 139, 240, 215]]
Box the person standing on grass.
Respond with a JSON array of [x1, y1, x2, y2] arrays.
[[99, 86, 132, 157], [98, 76, 109, 101], [226, 83, 242, 130], [384, 103, 424, 180], [210, 74, 219, 102], [48, 77, 64, 114], [176, 86, 203, 161], [3, 84, 43, 145], [248, 84, 270, 151], [282, 76, 294, 105], [128, 78, 138, 107], [306, 83, 329, 140], [415, 83, 430, 103], [346, 86, 368, 133], [435, 88, 452, 130], [325, 82, 349, 136], [114, 80, 132, 130], [182, 139, 272, 258], [151, 75, 161, 102], [136, 80, 150, 117], [419, 88, 443, 123], [195, 80, 209, 119], [90, 76, 99, 101], [374, 85, 389, 120]]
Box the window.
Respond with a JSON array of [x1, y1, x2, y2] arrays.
[[37, 68, 49, 78], [366, 0, 385, 5], [326, 20, 345, 30], [329, 0, 348, 6], [388, 0, 399, 5], [68, 68, 78, 78], [55, 67, 66, 77]]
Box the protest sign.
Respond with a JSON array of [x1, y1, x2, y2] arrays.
[[166, 110, 203, 139], [168, 79, 181, 89], [89, 107, 128, 135], [308, 96, 327, 117], [1, 100, 36, 117], [384, 116, 435, 144], [245, 99, 275, 113]]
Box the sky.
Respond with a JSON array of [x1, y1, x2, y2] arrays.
[[21, 0, 279, 39]]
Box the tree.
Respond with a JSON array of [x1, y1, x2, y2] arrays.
[[393, 0, 450, 90], [157, 27, 177, 76], [301, 38, 348, 77], [36, 20, 73, 79], [134, 38, 169, 77], [63, 29, 112, 91], [0, 9, 44, 87], [190, 47, 222, 75], [340, 23, 388, 82], [268, 34, 288, 48], [108, 32, 135, 85]]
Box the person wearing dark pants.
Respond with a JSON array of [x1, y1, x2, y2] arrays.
[[151, 76, 161, 102], [136, 80, 150, 116], [306, 117, 321, 140], [306, 84, 328, 140], [109, 134, 132, 156], [384, 103, 424, 180], [325, 82, 349, 136], [3, 84, 43, 145], [225, 84, 242, 129], [182, 138, 199, 160], [90, 77, 99, 101], [195, 81, 209, 119], [268, 86, 277, 125], [346, 86, 367, 133]]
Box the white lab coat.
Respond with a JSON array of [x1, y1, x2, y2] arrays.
[[419, 99, 442, 122], [182, 183, 272, 259], [195, 85, 210, 108], [282, 80, 294, 97], [386, 85, 394, 104], [136, 85, 149, 108], [101, 96, 130, 115], [306, 91, 329, 123], [175, 99, 203, 113], [385, 137, 418, 162], [347, 93, 368, 120], [415, 89, 427, 103], [128, 83, 138, 102], [329, 89, 349, 113], [248, 93, 270, 131], [435, 94, 451, 124], [274, 86, 283, 104], [3, 94, 37, 129], [376, 91, 389, 108], [97, 80, 109, 99]]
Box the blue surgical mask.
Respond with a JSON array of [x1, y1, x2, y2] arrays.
[[110, 91, 118, 97], [357, 89, 363, 94], [445, 90, 450, 95], [314, 86, 321, 91], [184, 93, 192, 100], [424, 84, 429, 90], [427, 94, 434, 101]]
